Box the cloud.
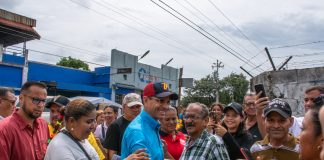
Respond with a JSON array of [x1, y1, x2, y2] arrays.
[[222, 13, 324, 48], [0, 0, 22, 9]]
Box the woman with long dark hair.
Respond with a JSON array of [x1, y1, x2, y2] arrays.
[[208, 102, 254, 160]]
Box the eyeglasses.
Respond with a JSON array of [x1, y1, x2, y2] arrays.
[[244, 102, 255, 107], [0, 98, 16, 105], [183, 114, 202, 121], [24, 95, 46, 105]]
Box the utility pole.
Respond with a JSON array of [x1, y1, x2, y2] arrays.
[[22, 42, 29, 85], [177, 67, 183, 106], [212, 60, 224, 103]]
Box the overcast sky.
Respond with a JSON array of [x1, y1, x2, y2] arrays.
[[1, 0, 324, 79]]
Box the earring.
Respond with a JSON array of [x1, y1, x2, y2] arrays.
[[71, 128, 74, 131]]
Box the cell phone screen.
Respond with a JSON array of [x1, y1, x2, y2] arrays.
[[254, 84, 266, 98], [240, 148, 254, 160]]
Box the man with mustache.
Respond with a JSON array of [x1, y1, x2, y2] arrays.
[[180, 102, 230, 160], [250, 98, 300, 160], [121, 82, 178, 160], [0, 81, 49, 160]]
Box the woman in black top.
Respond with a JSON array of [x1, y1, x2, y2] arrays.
[[208, 102, 254, 160]]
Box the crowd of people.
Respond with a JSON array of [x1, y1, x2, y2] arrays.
[[0, 81, 324, 160]]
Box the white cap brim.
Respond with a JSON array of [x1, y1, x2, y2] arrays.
[[127, 101, 143, 107]]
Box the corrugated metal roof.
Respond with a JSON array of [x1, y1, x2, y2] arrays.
[[0, 8, 36, 27]]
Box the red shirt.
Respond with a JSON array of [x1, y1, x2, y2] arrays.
[[0, 110, 49, 160], [160, 131, 186, 160]]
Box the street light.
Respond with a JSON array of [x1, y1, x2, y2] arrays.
[[138, 50, 150, 61]]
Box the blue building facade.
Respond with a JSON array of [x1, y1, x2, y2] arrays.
[[0, 53, 116, 99]]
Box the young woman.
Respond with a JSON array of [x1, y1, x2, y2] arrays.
[[209, 102, 254, 160], [300, 104, 323, 160], [160, 106, 186, 160], [210, 102, 224, 122]]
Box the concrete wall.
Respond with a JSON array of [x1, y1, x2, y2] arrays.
[[251, 67, 324, 116], [110, 49, 178, 91]]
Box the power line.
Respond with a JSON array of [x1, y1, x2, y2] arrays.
[[273, 51, 324, 58], [180, 0, 264, 65], [7, 46, 106, 66], [0, 25, 110, 59], [6, 46, 179, 81], [92, 0, 222, 67], [207, 0, 262, 52], [269, 40, 324, 50], [71, 0, 242, 74], [151, 0, 264, 72], [157, 0, 263, 71], [68, 0, 241, 74]]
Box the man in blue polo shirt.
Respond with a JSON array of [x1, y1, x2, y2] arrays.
[[121, 82, 178, 160]]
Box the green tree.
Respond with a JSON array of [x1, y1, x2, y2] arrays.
[[56, 56, 90, 71], [219, 73, 249, 104], [181, 73, 249, 107], [181, 75, 217, 107]]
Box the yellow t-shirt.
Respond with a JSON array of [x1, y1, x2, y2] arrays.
[[88, 132, 106, 160]]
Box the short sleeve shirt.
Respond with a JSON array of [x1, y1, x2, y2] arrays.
[[250, 134, 300, 160], [180, 130, 230, 160], [0, 110, 49, 160], [45, 131, 99, 160], [104, 116, 131, 155], [121, 110, 164, 160]]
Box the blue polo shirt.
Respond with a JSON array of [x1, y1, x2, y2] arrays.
[[121, 110, 164, 160]]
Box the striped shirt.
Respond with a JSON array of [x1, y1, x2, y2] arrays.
[[250, 134, 300, 160], [180, 130, 230, 160]]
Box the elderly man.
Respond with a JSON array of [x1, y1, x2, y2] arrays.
[[180, 102, 230, 160], [0, 81, 49, 160], [104, 93, 143, 160], [251, 98, 300, 160], [0, 87, 16, 120], [121, 82, 178, 160]]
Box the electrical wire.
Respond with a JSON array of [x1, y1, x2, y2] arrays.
[[0, 26, 110, 59], [272, 51, 324, 58], [69, 0, 242, 75], [151, 0, 264, 72], [269, 40, 324, 50], [5, 46, 179, 81], [207, 0, 262, 52], [7, 46, 106, 66], [180, 0, 263, 62]]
